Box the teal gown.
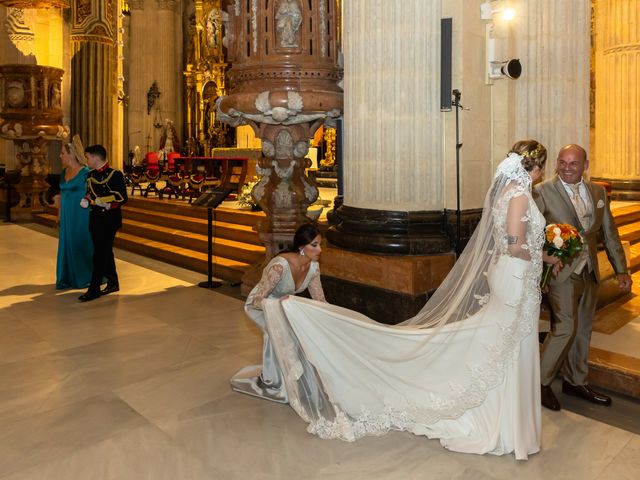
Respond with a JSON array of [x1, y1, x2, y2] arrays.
[[56, 166, 94, 289]]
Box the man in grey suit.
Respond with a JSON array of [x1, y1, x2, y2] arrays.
[[534, 144, 632, 411]]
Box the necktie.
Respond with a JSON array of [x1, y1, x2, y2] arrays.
[[570, 184, 589, 229], [569, 183, 591, 273]]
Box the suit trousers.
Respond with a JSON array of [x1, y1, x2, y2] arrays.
[[88, 212, 120, 293], [540, 268, 598, 386]]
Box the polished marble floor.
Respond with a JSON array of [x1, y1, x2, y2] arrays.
[[1, 223, 639, 479]]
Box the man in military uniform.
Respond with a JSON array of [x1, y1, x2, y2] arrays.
[[78, 144, 128, 302]]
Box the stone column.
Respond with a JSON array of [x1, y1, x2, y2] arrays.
[[156, 0, 181, 132], [126, 0, 148, 152], [70, 0, 117, 160], [590, 0, 640, 198], [513, 0, 590, 173], [327, 0, 448, 254]]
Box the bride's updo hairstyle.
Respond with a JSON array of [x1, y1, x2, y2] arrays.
[[509, 139, 547, 172], [279, 223, 321, 254]]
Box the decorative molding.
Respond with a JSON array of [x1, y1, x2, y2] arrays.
[[4, 7, 34, 57], [71, 0, 116, 45], [0, 1, 70, 8], [319, 0, 327, 57], [251, 0, 258, 53], [156, 0, 178, 11], [603, 44, 640, 55]]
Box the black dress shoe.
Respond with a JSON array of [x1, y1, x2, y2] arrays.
[[78, 291, 101, 302], [100, 284, 120, 295], [562, 381, 612, 406], [541, 384, 561, 411]]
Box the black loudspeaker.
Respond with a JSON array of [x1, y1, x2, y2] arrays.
[[501, 59, 522, 79], [440, 18, 453, 111]]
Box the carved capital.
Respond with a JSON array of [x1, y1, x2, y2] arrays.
[[71, 0, 116, 45]]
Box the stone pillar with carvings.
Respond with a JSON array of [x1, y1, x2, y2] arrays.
[[218, 0, 343, 292], [513, 0, 590, 172], [591, 0, 640, 199], [70, 0, 117, 158], [0, 64, 69, 217], [0, 1, 70, 172], [326, 0, 448, 255]]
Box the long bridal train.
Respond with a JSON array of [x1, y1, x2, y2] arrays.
[[264, 254, 541, 460], [255, 153, 546, 460]]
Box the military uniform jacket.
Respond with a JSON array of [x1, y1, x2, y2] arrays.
[[85, 164, 128, 229]]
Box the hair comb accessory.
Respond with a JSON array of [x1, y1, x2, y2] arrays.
[[521, 144, 542, 159]]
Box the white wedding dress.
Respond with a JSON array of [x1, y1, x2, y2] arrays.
[[247, 155, 544, 460]]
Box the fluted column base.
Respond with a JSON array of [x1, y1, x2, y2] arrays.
[[327, 205, 453, 255]]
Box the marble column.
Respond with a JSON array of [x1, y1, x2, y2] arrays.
[[327, 0, 448, 254], [513, 0, 590, 172], [591, 0, 640, 198], [70, 0, 117, 160]]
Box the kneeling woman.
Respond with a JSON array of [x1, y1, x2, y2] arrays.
[[231, 224, 326, 403]]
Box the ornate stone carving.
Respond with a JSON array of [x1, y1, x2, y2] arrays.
[[0, 65, 69, 213], [219, 0, 342, 292], [275, 0, 302, 48], [0, 1, 70, 7], [71, 0, 116, 45], [218, 90, 340, 126], [4, 7, 35, 57]]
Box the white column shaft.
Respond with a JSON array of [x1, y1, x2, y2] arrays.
[[343, 0, 442, 211], [514, 0, 590, 169]]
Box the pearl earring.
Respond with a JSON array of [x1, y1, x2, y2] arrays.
[[299, 249, 305, 256]]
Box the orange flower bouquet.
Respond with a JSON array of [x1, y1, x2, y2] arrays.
[[541, 223, 583, 288]]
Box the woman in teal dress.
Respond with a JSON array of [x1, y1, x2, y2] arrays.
[[56, 138, 94, 289]]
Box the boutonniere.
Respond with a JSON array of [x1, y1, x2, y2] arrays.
[[597, 199, 605, 208]]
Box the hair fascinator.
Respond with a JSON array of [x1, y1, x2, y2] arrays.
[[69, 134, 87, 165]]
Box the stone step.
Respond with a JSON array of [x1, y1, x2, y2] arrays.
[[617, 222, 640, 246], [612, 203, 640, 226], [125, 196, 264, 227], [588, 348, 640, 400], [120, 218, 264, 265], [33, 212, 57, 228], [115, 231, 248, 284], [123, 205, 262, 245]]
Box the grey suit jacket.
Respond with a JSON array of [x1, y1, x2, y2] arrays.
[[533, 176, 627, 284]]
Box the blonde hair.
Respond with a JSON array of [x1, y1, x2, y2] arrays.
[[66, 134, 87, 165], [509, 140, 547, 171]]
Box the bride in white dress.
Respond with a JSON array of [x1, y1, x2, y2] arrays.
[[235, 141, 560, 460]]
